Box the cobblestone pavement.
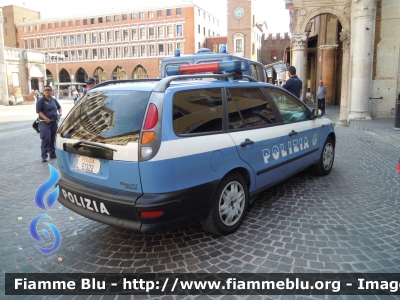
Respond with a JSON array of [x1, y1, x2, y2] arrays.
[[1, 103, 400, 299]]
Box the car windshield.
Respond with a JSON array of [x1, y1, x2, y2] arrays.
[[58, 90, 151, 145]]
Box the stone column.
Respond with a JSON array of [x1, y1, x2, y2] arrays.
[[337, 30, 351, 126], [348, 0, 377, 120], [319, 45, 338, 106], [0, 8, 9, 106], [291, 32, 308, 100]]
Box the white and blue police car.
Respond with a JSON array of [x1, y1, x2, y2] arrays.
[[55, 61, 335, 235]]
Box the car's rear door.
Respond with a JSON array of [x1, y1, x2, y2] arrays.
[[226, 86, 288, 190]]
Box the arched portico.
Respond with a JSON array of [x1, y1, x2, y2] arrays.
[[289, 1, 378, 123]]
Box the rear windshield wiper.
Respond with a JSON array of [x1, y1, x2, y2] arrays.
[[72, 141, 118, 152]]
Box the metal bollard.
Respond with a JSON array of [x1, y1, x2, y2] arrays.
[[395, 92, 400, 130]]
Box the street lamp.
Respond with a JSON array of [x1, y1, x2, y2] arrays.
[[48, 53, 65, 99], [69, 68, 73, 98]]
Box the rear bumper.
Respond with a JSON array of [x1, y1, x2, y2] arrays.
[[57, 173, 218, 233]]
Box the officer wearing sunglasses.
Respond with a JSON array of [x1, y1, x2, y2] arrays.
[[36, 85, 62, 162]]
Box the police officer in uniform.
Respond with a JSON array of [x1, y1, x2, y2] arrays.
[[36, 85, 62, 162]]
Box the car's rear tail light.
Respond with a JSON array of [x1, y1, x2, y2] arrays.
[[141, 132, 155, 145], [166, 60, 250, 76], [140, 211, 164, 218], [143, 104, 158, 130]]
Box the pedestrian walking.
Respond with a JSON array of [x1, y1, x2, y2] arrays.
[[36, 85, 62, 162], [84, 77, 96, 95], [317, 80, 328, 114], [282, 66, 303, 99]]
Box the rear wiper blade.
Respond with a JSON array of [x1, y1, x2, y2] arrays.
[[72, 141, 117, 152]]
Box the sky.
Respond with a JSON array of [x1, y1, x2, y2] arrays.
[[0, 0, 290, 34]]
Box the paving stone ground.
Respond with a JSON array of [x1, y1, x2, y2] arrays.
[[1, 101, 400, 300]]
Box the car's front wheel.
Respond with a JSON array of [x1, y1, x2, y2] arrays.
[[313, 136, 335, 176], [202, 172, 248, 235]]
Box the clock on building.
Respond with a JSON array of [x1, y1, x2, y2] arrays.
[[233, 7, 245, 20]]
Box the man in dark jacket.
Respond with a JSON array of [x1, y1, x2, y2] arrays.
[[36, 85, 62, 162], [282, 66, 303, 99]]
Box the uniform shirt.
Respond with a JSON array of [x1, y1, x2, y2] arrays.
[[317, 85, 328, 99], [282, 75, 303, 98], [36, 96, 61, 121]]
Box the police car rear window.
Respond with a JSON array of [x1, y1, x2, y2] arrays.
[[58, 90, 151, 145]]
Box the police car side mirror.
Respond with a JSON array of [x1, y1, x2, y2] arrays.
[[311, 109, 323, 118]]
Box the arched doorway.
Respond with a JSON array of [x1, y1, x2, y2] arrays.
[[94, 67, 107, 83], [29, 64, 46, 92], [59, 68, 71, 98], [132, 65, 148, 79], [112, 65, 127, 80], [75, 67, 88, 83]]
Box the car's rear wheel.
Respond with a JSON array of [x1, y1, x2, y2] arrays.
[[313, 136, 334, 176], [202, 172, 248, 235]]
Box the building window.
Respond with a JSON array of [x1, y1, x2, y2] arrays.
[[140, 28, 146, 39], [61, 22, 65, 27], [41, 24, 46, 30], [158, 44, 164, 55], [91, 18, 95, 24], [84, 33, 90, 44], [55, 23, 59, 29], [36, 38, 41, 48], [140, 45, 146, 56], [139, 12, 144, 19], [166, 9, 172, 16], [107, 48, 113, 58], [114, 31, 120, 42], [116, 47, 121, 58], [100, 48, 105, 59], [177, 25, 182, 36], [71, 51, 76, 61], [167, 25, 173, 37], [149, 27, 155, 39], [5, 28, 8, 34], [76, 20, 80, 26], [122, 14, 127, 21], [92, 49, 98, 59], [98, 17, 103, 23], [68, 21, 73, 27], [106, 31, 112, 42], [78, 50, 83, 60], [123, 46, 129, 57], [30, 39, 35, 49], [198, 24, 200, 34], [106, 16, 111, 22], [23, 40, 28, 49], [85, 49, 90, 60], [4, 17, 7, 23], [99, 32, 105, 43], [158, 26, 164, 38], [114, 15, 119, 21], [236, 39, 243, 52], [63, 35, 68, 46], [132, 46, 138, 57], [92, 33, 97, 43], [148, 11, 153, 19], [12, 72, 19, 87], [69, 35, 74, 46], [131, 13, 136, 20], [208, 29, 210, 36], [149, 45, 155, 56], [56, 37, 60, 47], [198, 9, 200, 16], [157, 10, 162, 17], [122, 30, 128, 41], [35, 25, 39, 31], [48, 37, 54, 47], [203, 27, 205, 35], [177, 42, 183, 54], [167, 43, 173, 55], [176, 8, 181, 15], [48, 23, 53, 29], [83, 19, 87, 25], [131, 28, 137, 40], [77, 34, 82, 45]]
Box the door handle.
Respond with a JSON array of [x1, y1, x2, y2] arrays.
[[240, 139, 254, 147], [288, 130, 298, 137]]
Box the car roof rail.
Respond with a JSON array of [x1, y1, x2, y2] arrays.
[[92, 79, 161, 90], [152, 73, 258, 93]]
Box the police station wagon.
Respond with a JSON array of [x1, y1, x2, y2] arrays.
[[56, 61, 335, 235]]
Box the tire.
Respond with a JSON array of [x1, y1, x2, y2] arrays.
[[313, 136, 335, 176], [202, 172, 248, 235]]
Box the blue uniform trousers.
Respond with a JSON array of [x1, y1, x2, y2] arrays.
[[39, 121, 58, 159]]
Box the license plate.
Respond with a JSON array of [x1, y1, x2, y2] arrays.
[[76, 155, 101, 174]]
